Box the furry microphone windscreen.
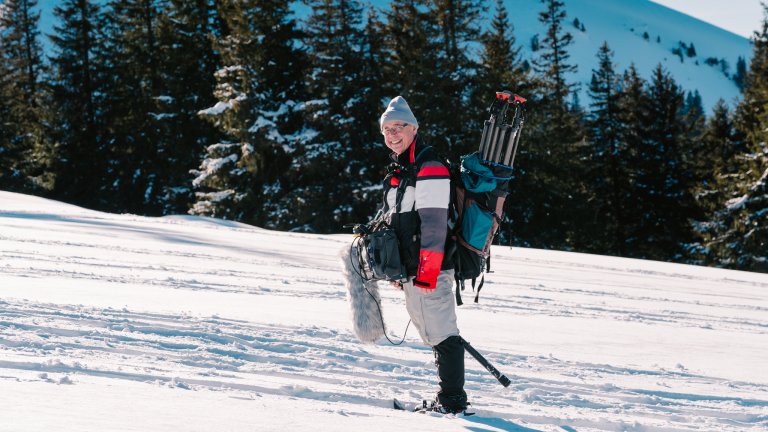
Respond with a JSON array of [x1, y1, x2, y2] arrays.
[[340, 244, 386, 344]]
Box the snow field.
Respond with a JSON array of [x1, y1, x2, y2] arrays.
[[1, 191, 767, 431]]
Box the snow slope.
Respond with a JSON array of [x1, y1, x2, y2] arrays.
[[503, 0, 753, 112], [1, 190, 767, 431]]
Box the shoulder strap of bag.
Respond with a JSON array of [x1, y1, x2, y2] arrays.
[[395, 145, 432, 212]]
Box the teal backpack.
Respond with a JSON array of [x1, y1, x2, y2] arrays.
[[450, 91, 526, 305]]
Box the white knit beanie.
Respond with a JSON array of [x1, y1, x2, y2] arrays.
[[379, 96, 419, 129]]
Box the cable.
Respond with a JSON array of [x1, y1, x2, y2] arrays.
[[350, 237, 369, 281], [348, 241, 410, 345]]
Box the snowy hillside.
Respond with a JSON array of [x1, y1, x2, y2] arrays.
[[503, 0, 752, 111], [1, 190, 767, 431]]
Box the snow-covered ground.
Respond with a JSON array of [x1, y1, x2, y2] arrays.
[[1, 190, 767, 431]]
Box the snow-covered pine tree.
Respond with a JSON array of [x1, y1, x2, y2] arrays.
[[153, 0, 221, 214], [704, 100, 742, 176], [0, 7, 22, 191], [701, 7, 768, 272], [0, 0, 52, 193], [191, 0, 305, 227], [360, 8, 388, 134], [48, 0, 110, 209], [100, 0, 166, 214], [687, 99, 741, 265], [352, 7, 391, 220], [283, 0, 374, 232]]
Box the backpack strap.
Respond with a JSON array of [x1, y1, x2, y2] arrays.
[[413, 144, 432, 167], [454, 255, 464, 306], [395, 177, 408, 213], [474, 275, 484, 303], [455, 278, 464, 306], [395, 144, 433, 213]]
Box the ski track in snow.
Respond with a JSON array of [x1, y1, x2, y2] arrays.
[[1, 196, 768, 431], [3, 298, 767, 431], [2, 297, 767, 431]]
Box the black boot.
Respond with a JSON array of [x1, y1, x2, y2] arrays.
[[433, 335, 467, 413]]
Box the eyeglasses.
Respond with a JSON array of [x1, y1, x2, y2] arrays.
[[381, 123, 409, 135]]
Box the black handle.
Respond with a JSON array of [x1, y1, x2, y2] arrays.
[[460, 337, 511, 387]]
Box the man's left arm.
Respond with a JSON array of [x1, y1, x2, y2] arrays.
[[413, 161, 451, 290]]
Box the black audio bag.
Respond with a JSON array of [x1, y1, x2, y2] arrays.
[[362, 227, 407, 282]]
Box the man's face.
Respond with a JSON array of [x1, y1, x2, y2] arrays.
[[382, 121, 417, 155]]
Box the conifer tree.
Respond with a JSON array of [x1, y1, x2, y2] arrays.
[[153, 0, 221, 214], [0, 0, 51, 193], [360, 8, 388, 139], [614, 64, 649, 257], [701, 7, 768, 271], [48, 0, 110, 208], [704, 100, 742, 175], [0, 18, 23, 191], [680, 90, 708, 202], [687, 99, 740, 265], [282, 0, 371, 232], [191, 0, 305, 227], [697, 101, 735, 205], [627, 64, 697, 260], [584, 42, 628, 255], [0, 41, 19, 190], [426, 0, 483, 153], [379, 0, 442, 141], [100, 0, 166, 214], [534, 0, 578, 120], [345, 8, 391, 223], [473, 0, 530, 131], [510, 0, 586, 250], [380, 0, 431, 90], [734, 56, 747, 91], [360, 11, 389, 142]]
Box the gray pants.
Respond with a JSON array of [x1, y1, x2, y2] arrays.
[[403, 269, 460, 346]]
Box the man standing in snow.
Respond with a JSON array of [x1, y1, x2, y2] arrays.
[[378, 96, 468, 414]]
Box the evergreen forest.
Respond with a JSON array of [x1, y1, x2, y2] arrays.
[[1, 0, 767, 272]]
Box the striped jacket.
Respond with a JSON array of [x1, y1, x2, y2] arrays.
[[382, 135, 453, 289]]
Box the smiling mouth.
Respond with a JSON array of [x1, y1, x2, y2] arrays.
[[388, 138, 403, 146]]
